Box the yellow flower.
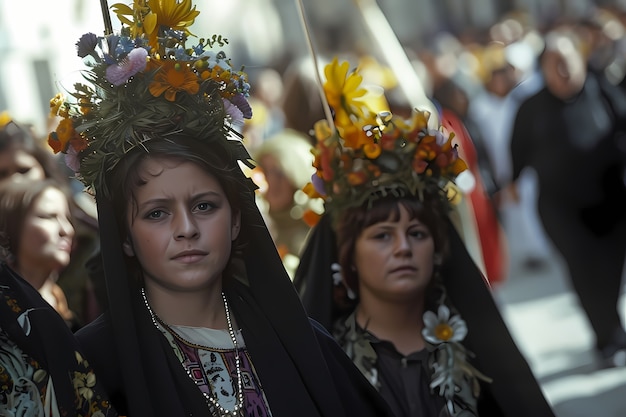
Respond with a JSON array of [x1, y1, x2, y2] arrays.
[[0, 111, 11, 128], [112, 0, 199, 49], [147, 0, 199, 47], [49, 94, 65, 117], [323, 58, 368, 124], [111, 1, 153, 39], [149, 60, 199, 101], [149, 0, 199, 31]]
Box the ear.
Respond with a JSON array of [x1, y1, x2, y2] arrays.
[[231, 211, 241, 241], [123, 236, 135, 257], [433, 253, 443, 266]]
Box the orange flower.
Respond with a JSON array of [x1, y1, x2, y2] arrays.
[[70, 136, 89, 152], [302, 209, 321, 228], [48, 132, 63, 154], [367, 164, 381, 177], [448, 158, 468, 176], [412, 156, 428, 174], [302, 182, 321, 199], [347, 171, 367, 186], [363, 143, 381, 159], [149, 60, 199, 101], [436, 153, 449, 168], [49, 118, 76, 153], [319, 145, 335, 182], [380, 132, 397, 150]]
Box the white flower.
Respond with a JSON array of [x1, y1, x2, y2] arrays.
[[422, 304, 468, 345]]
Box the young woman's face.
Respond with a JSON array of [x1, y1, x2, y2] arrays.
[[353, 204, 435, 302], [125, 159, 240, 294], [17, 187, 74, 286]]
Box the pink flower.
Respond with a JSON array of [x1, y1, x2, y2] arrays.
[[64, 145, 81, 173], [106, 48, 148, 86]]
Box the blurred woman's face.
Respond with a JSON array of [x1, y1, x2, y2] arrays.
[[259, 154, 296, 212], [17, 187, 74, 288], [0, 146, 46, 183]]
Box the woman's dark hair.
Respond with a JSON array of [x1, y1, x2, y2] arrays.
[[104, 135, 256, 279], [335, 192, 450, 297], [0, 178, 72, 263]]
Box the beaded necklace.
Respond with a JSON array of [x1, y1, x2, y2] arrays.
[[141, 288, 245, 416]]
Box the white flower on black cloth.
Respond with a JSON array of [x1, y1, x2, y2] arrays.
[[422, 304, 484, 417], [422, 304, 467, 344]]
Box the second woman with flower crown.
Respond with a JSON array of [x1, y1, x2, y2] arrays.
[[48, 1, 394, 416], [294, 59, 556, 417]]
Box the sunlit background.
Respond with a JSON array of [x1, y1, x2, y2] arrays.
[[1, 0, 623, 134]]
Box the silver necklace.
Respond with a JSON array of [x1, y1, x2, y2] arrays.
[[141, 288, 245, 416]]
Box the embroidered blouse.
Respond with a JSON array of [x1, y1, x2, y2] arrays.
[[159, 323, 273, 416]]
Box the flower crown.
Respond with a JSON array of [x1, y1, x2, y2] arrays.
[[303, 58, 467, 224], [47, 0, 252, 196]]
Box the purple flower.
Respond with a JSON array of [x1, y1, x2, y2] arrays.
[[222, 98, 244, 126], [76, 33, 98, 58], [432, 129, 447, 146], [311, 173, 326, 196], [65, 146, 81, 173], [105, 48, 148, 86], [230, 93, 252, 119]]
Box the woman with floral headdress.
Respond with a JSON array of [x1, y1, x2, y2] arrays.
[[294, 58, 555, 417], [48, 1, 393, 416]]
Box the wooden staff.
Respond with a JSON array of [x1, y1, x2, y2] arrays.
[[294, 0, 336, 134], [353, 0, 439, 127], [100, 0, 114, 35]]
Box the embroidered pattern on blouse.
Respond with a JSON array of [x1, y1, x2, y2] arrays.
[[0, 283, 116, 417], [159, 326, 273, 416]]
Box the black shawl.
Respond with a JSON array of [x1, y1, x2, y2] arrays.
[[75, 193, 393, 417], [294, 214, 556, 417], [0, 263, 118, 416]]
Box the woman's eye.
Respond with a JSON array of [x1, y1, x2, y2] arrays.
[[196, 202, 215, 212], [373, 232, 390, 240], [147, 210, 164, 219], [410, 229, 429, 239]]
